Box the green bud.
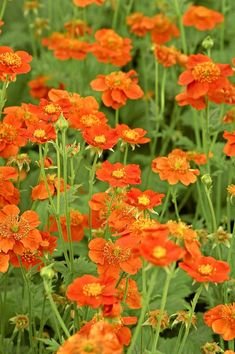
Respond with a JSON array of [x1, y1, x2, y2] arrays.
[[40, 264, 55, 280], [201, 174, 212, 187], [202, 36, 214, 50], [55, 114, 69, 132]]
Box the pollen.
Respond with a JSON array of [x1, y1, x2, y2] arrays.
[[0, 216, 30, 240], [198, 264, 214, 275], [34, 129, 46, 138], [82, 282, 103, 297], [137, 194, 150, 206], [153, 246, 166, 259], [81, 114, 100, 127], [70, 211, 83, 226], [192, 61, 220, 83], [112, 168, 125, 179], [103, 242, 131, 264], [123, 130, 139, 141], [93, 135, 106, 144], [44, 103, 59, 114], [0, 52, 22, 68]]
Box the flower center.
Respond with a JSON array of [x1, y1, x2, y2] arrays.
[[198, 264, 214, 275], [93, 135, 106, 144], [112, 168, 125, 179], [10, 224, 19, 233], [44, 104, 59, 114], [123, 130, 139, 141], [81, 114, 100, 127], [82, 282, 103, 297], [192, 62, 220, 83], [0, 52, 22, 68], [70, 211, 83, 225], [153, 246, 166, 259], [137, 194, 150, 206], [103, 242, 131, 264], [34, 129, 46, 138], [0, 216, 31, 240]]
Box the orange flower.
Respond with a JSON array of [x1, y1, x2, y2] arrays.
[[96, 160, 141, 187], [176, 90, 206, 110], [126, 12, 155, 37], [88, 238, 142, 278], [186, 151, 208, 165], [50, 210, 88, 242], [0, 166, 19, 208], [0, 205, 42, 255], [117, 124, 150, 146], [66, 274, 117, 308], [154, 45, 188, 68], [64, 19, 92, 37], [151, 14, 179, 45], [0, 46, 32, 79], [91, 29, 132, 67], [73, 0, 105, 7], [28, 75, 51, 100], [167, 220, 201, 258], [183, 5, 224, 31], [125, 188, 164, 211], [82, 125, 119, 150], [0, 251, 10, 272], [152, 149, 199, 186], [223, 108, 235, 124], [116, 278, 141, 309], [31, 174, 67, 200], [72, 111, 108, 131], [3, 103, 39, 128], [179, 255, 230, 283], [0, 121, 27, 158], [26, 123, 56, 144], [204, 303, 235, 341], [223, 131, 235, 156], [140, 236, 185, 266], [90, 70, 144, 109], [178, 54, 233, 100], [28, 98, 67, 122], [42, 32, 90, 61]]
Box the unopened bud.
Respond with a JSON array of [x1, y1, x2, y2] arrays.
[[202, 36, 214, 50], [201, 174, 212, 187]]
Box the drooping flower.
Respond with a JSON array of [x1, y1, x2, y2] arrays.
[[151, 14, 179, 45], [90, 70, 144, 109], [204, 303, 235, 340], [126, 12, 155, 37], [66, 274, 117, 308], [179, 255, 230, 283], [91, 29, 132, 67], [152, 149, 199, 186], [96, 160, 141, 187], [183, 5, 224, 31]]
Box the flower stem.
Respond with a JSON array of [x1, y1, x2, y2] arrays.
[[123, 144, 128, 165], [151, 268, 173, 352], [173, 0, 187, 54], [204, 184, 217, 233], [112, 0, 120, 29], [88, 153, 99, 238], [0, 0, 7, 19], [0, 79, 9, 118], [176, 285, 203, 354], [115, 109, 119, 126]]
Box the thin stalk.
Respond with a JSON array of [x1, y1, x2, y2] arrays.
[[43, 279, 70, 338], [0, 79, 9, 118], [215, 174, 222, 224], [126, 269, 158, 354], [228, 340, 235, 351], [151, 269, 173, 352], [62, 129, 74, 272], [159, 189, 171, 222], [0, 271, 8, 344], [220, 0, 226, 53], [177, 285, 203, 354], [173, 0, 187, 54], [204, 184, 217, 233], [16, 331, 22, 354], [0, 0, 7, 19], [88, 153, 99, 237], [112, 0, 120, 29], [115, 109, 119, 126], [173, 323, 184, 354], [160, 68, 167, 117], [171, 187, 180, 221], [123, 144, 128, 164]]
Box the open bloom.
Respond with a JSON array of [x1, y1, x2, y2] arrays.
[[0, 205, 41, 255], [204, 303, 235, 341], [140, 236, 185, 266], [66, 274, 117, 308], [152, 149, 199, 186], [178, 54, 233, 100], [125, 188, 164, 211], [26, 123, 56, 144], [117, 124, 150, 146], [179, 255, 230, 283], [0, 46, 32, 79], [183, 5, 224, 31], [96, 160, 141, 187], [91, 29, 132, 67], [82, 125, 119, 150], [90, 70, 144, 109], [154, 45, 188, 68], [0, 121, 27, 158], [151, 14, 179, 45]]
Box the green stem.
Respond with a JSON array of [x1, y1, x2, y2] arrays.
[[215, 174, 222, 224], [123, 144, 128, 165], [204, 184, 217, 233], [0, 271, 8, 345], [115, 109, 119, 126], [16, 331, 22, 354], [173, 0, 187, 54], [62, 129, 74, 272], [228, 340, 235, 350], [177, 285, 203, 354], [112, 0, 120, 29], [220, 0, 226, 53], [127, 269, 158, 354], [43, 279, 70, 339], [171, 187, 180, 221], [0, 79, 9, 118], [88, 153, 99, 238], [173, 323, 184, 354], [160, 68, 167, 117], [0, 0, 7, 19], [159, 189, 171, 222], [151, 269, 173, 352], [55, 136, 61, 214]]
